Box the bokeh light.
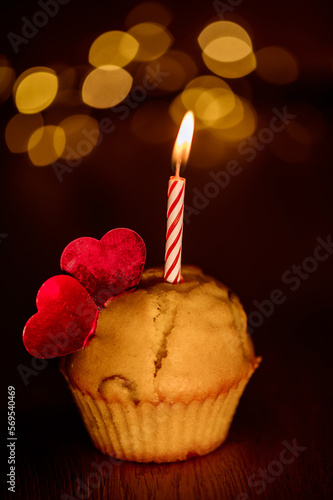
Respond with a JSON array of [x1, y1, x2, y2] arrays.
[[125, 1, 172, 28], [198, 21, 252, 54], [212, 95, 244, 130], [184, 98, 257, 167], [82, 65, 133, 108], [194, 88, 236, 125], [131, 101, 174, 143], [0, 55, 15, 103], [128, 22, 173, 61], [89, 31, 139, 68], [211, 98, 257, 141], [14, 67, 58, 114], [202, 50, 256, 78], [186, 75, 231, 91], [198, 21, 256, 78], [170, 75, 236, 130], [28, 125, 66, 166], [256, 46, 299, 84], [58, 114, 100, 160], [5, 113, 44, 153], [205, 37, 252, 62]]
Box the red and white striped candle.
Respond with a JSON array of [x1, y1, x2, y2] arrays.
[[164, 111, 195, 283]]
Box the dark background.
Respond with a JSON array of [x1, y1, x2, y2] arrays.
[[0, 0, 332, 498]]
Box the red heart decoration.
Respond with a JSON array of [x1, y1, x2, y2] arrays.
[[23, 275, 98, 359], [60, 228, 146, 306]]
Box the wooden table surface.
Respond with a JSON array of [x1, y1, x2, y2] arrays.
[[2, 318, 333, 500]]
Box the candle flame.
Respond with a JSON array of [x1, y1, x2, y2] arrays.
[[172, 111, 195, 174]]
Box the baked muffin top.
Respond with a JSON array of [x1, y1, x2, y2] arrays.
[[61, 266, 260, 404]]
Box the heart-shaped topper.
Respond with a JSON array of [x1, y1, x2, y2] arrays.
[[23, 275, 98, 359], [61, 228, 146, 306]]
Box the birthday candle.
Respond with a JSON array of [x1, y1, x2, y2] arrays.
[[164, 111, 195, 283]]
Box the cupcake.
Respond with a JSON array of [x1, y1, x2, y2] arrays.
[[60, 265, 261, 463]]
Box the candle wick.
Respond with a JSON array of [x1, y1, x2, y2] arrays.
[[175, 160, 181, 178]]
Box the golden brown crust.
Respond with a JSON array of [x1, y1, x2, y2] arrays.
[[62, 266, 261, 405]]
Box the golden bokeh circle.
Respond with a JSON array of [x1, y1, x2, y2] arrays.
[[14, 67, 58, 114], [82, 65, 133, 108]]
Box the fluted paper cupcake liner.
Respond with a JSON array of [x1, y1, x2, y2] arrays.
[[67, 377, 249, 463]]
